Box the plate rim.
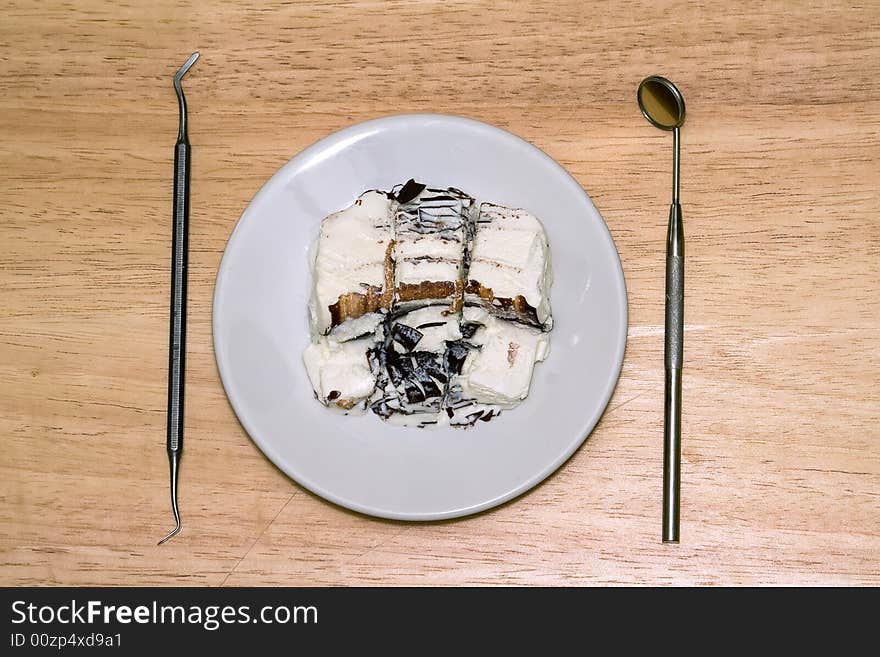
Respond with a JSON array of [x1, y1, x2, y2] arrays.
[[212, 112, 628, 521]]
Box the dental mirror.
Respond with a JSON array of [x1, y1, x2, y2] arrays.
[[638, 76, 686, 131], [638, 75, 686, 543]]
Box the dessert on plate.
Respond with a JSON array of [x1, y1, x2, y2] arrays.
[[303, 180, 553, 428]]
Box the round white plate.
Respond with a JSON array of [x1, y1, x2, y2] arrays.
[[213, 114, 627, 520]]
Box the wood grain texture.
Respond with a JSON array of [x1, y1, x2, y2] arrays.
[[1, 0, 878, 586]]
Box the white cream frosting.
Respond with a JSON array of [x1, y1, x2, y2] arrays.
[[329, 312, 383, 343], [303, 336, 376, 408], [458, 314, 550, 408], [394, 238, 461, 289]]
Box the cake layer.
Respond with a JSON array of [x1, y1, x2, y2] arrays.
[[465, 202, 552, 329], [309, 190, 394, 337], [393, 183, 475, 310]]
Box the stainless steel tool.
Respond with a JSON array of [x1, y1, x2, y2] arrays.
[[159, 51, 199, 546], [637, 75, 686, 543]]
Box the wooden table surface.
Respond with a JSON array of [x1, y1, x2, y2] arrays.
[[2, 0, 878, 586]]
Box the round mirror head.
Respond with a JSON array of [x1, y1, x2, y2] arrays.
[[638, 76, 686, 130]]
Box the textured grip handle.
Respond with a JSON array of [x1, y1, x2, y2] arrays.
[[663, 201, 683, 542], [665, 254, 684, 369], [167, 141, 190, 454]]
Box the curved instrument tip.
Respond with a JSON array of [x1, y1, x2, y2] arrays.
[[174, 51, 200, 84], [172, 52, 199, 141], [157, 521, 181, 546], [158, 450, 182, 545], [158, 499, 181, 544], [158, 491, 181, 545]]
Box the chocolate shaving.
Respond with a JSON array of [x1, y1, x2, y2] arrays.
[[415, 376, 442, 399], [403, 380, 426, 404], [370, 399, 393, 419], [384, 348, 407, 386], [443, 341, 469, 375], [460, 321, 481, 340], [392, 323, 423, 351], [465, 410, 484, 426], [395, 179, 426, 204], [412, 351, 447, 384]]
